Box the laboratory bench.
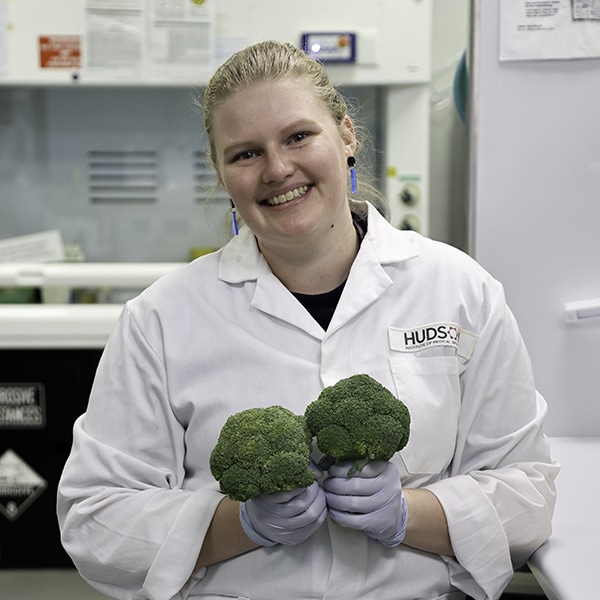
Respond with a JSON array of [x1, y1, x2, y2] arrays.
[[528, 436, 600, 600]]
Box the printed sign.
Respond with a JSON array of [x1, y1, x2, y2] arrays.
[[0, 229, 65, 262], [39, 35, 81, 69], [0, 384, 46, 429], [0, 450, 47, 521]]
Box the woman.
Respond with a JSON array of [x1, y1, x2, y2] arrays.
[[58, 41, 558, 600]]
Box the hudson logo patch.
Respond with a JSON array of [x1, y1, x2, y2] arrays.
[[389, 323, 477, 359]]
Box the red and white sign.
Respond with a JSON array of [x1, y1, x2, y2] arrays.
[[39, 35, 81, 69]]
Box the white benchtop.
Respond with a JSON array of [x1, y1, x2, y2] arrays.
[[0, 304, 123, 348], [0, 262, 183, 287], [0, 262, 184, 348], [528, 437, 600, 600]]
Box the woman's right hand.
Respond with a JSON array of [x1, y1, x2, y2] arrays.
[[239, 481, 327, 546]]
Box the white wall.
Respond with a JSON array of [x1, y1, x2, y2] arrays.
[[470, 0, 600, 436]]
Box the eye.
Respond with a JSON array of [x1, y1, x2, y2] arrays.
[[232, 150, 257, 162], [290, 131, 309, 144]]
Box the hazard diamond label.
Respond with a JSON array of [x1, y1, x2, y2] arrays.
[[0, 449, 47, 521]]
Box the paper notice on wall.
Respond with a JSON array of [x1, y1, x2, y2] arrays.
[[84, 0, 215, 81], [149, 0, 215, 80], [84, 2, 144, 74], [39, 35, 81, 69], [573, 0, 600, 20], [0, 230, 65, 263], [500, 0, 600, 60]]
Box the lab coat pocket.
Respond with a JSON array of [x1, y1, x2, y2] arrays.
[[389, 356, 460, 475]]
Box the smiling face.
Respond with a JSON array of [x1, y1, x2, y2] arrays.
[[212, 78, 357, 256]]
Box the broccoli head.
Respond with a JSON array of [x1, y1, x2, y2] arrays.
[[209, 405, 315, 502], [305, 374, 410, 475]]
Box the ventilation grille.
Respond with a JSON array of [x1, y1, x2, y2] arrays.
[[87, 150, 158, 205], [193, 151, 228, 204]]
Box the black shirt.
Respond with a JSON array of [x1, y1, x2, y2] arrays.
[[292, 212, 367, 330]]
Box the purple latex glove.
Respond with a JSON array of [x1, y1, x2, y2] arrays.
[[240, 479, 327, 546], [323, 460, 408, 547]]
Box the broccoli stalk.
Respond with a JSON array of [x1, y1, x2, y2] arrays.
[[209, 405, 315, 502], [304, 374, 411, 476]]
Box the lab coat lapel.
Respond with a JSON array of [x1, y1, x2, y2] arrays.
[[327, 206, 418, 333], [327, 238, 393, 333], [252, 256, 325, 338], [218, 228, 325, 338]]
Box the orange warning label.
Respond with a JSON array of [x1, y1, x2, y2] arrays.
[[39, 35, 81, 69]]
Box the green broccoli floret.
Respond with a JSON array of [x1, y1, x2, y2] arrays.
[[305, 374, 411, 475], [209, 405, 315, 502]]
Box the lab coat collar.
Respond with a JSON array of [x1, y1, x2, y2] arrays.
[[326, 203, 419, 333], [218, 202, 419, 284], [219, 229, 323, 336], [362, 202, 419, 264], [217, 202, 419, 336], [218, 225, 262, 284]]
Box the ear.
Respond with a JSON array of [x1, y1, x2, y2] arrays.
[[341, 114, 358, 155]]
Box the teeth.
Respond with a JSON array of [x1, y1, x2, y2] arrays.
[[265, 186, 309, 206]]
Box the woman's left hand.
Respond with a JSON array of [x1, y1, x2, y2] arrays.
[[323, 460, 407, 547]]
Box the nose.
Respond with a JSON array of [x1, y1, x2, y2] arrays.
[[262, 148, 294, 183]]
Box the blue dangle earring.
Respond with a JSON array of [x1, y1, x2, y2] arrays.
[[347, 156, 357, 194], [230, 199, 239, 236]]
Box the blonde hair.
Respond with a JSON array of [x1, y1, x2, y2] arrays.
[[200, 40, 389, 220]]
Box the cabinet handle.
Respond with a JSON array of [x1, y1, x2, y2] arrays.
[[564, 298, 600, 322]]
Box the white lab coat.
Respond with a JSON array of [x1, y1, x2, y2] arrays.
[[57, 203, 558, 600]]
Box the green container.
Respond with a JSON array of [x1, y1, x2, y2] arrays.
[[0, 287, 39, 303]]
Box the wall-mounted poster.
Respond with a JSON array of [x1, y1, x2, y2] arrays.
[[500, 0, 600, 60], [83, 0, 215, 81]]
